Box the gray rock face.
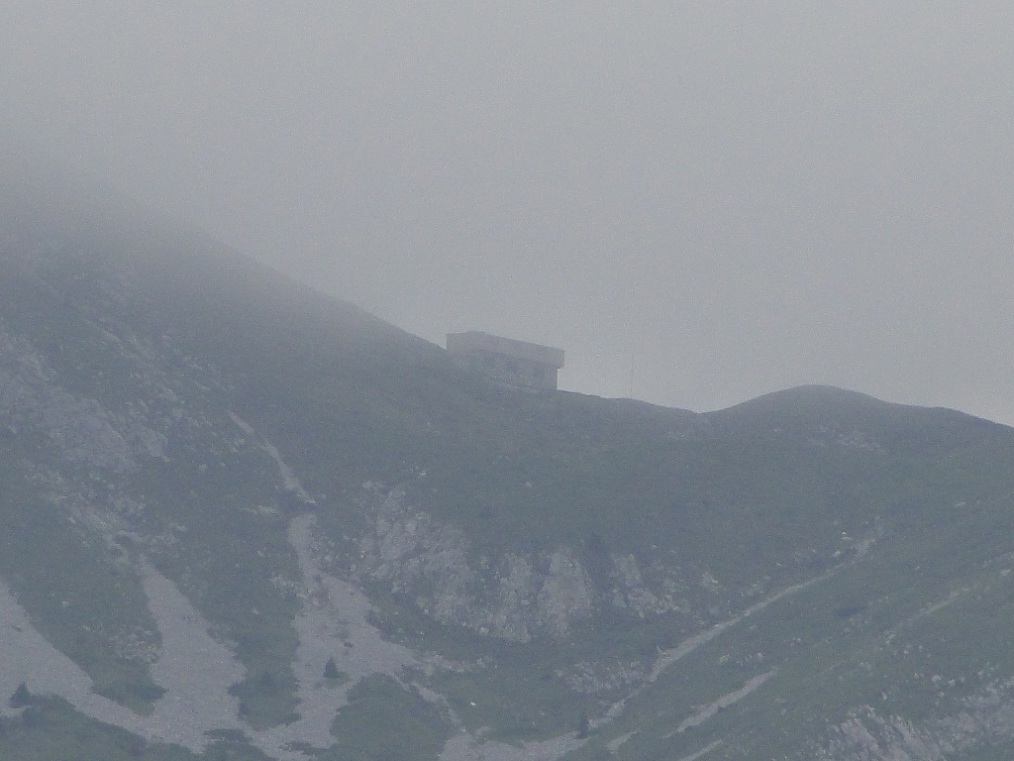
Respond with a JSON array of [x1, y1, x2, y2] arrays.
[[0, 327, 136, 473], [536, 548, 595, 636], [346, 485, 684, 642], [814, 683, 1014, 761]]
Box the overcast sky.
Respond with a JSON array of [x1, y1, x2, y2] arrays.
[[3, 3, 1013, 422]]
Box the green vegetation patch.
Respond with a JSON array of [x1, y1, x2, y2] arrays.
[[0, 462, 163, 714], [324, 675, 453, 761]]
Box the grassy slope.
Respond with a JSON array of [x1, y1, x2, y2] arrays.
[[3, 158, 1014, 758]]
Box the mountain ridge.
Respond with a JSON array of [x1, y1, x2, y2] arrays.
[[3, 162, 1014, 761]]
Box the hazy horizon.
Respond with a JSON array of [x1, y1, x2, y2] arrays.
[[4, 3, 1013, 423]]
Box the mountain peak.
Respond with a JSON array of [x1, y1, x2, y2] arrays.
[[5, 163, 1014, 761]]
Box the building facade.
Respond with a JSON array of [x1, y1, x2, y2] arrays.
[[446, 331, 565, 391]]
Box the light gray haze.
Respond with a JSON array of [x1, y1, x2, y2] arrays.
[[3, 3, 1013, 422]]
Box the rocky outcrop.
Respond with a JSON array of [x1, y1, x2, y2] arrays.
[[0, 327, 142, 474], [342, 484, 686, 642], [815, 680, 1014, 761]]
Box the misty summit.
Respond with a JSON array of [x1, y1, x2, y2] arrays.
[[6, 150, 1014, 761]]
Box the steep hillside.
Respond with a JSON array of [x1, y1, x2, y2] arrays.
[[3, 157, 1014, 761]]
